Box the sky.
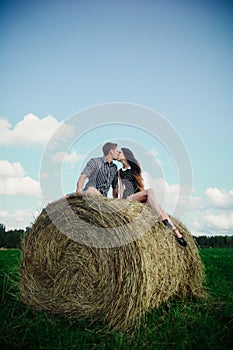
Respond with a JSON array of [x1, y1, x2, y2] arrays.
[[0, 0, 233, 236]]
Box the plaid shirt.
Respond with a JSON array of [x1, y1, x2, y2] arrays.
[[82, 157, 118, 197]]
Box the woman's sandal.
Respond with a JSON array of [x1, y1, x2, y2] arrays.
[[175, 236, 187, 247]]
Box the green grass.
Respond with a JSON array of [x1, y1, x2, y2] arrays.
[[0, 248, 232, 349]]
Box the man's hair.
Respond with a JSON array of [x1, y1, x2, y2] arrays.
[[102, 142, 117, 156]]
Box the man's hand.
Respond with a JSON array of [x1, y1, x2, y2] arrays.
[[76, 174, 87, 194], [113, 188, 118, 198], [65, 193, 76, 198]]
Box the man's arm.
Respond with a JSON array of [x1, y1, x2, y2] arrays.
[[76, 173, 87, 194], [75, 158, 96, 194], [112, 187, 118, 198]]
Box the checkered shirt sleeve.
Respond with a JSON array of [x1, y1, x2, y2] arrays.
[[81, 158, 97, 178]]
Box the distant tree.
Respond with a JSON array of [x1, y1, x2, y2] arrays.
[[5, 229, 24, 248], [0, 223, 6, 247], [195, 235, 208, 248], [0, 223, 6, 233], [195, 235, 233, 248], [0, 224, 26, 248]]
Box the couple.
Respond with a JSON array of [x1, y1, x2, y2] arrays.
[[75, 142, 187, 247]]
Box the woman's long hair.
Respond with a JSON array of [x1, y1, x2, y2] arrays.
[[121, 148, 144, 191]]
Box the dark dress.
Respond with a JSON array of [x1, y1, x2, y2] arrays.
[[119, 168, 140, 199]]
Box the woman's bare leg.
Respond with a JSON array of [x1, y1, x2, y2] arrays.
[[85, 187, 102, 196], [130, 189, 171, 222], [130, 189, 184, 240]]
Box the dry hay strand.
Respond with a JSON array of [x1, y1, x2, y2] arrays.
[[19, 195, 206, 332]]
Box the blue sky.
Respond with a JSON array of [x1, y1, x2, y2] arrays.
[[0, 0, 233, 235]]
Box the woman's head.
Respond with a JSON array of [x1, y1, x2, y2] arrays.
[[118, 148, 138, 165]]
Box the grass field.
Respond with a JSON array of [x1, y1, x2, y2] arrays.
[[0, 248, 232, 349]]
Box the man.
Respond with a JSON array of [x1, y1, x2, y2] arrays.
[[76, 142, 119, 198]]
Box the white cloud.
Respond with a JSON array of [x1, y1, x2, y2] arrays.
[[11, 209, 39, 224], [146, 148, 160, 158], [0, 210, 8, 218], [204, 187, 233, 208], [145, 148, 162, 167], [0, 160, 40, 197], [40, 172, 49, 179], [143, 173, 233, 236], [0, 113, 74, 146], [0, 177, 40, 196], [185, 186, 233, 236], [186, 208, 233, 236], [143, 172, 192, 219], [52, 150, 85, 165], [0, 209, 40, 230], [203, 212, 233, 230], [0, 160, 25, 177]]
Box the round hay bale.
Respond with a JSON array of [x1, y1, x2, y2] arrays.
[[19, 195, 206, 332]]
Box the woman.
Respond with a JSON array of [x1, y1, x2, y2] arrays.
[[118, 148, 187, 247]]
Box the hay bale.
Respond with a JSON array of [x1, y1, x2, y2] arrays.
[[19, 195, 206, 332]]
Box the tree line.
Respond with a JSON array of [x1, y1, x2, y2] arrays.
[[0, 222, 233, 249], [194, 235, 233, 248], [0, 223, 29, 249]]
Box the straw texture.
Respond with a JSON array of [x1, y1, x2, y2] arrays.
[[19, 195, 206, 332]]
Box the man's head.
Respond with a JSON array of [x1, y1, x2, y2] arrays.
[[102, 142, 119, 160]]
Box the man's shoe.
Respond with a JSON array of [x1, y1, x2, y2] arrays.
[[175, 236, 187, 247]]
